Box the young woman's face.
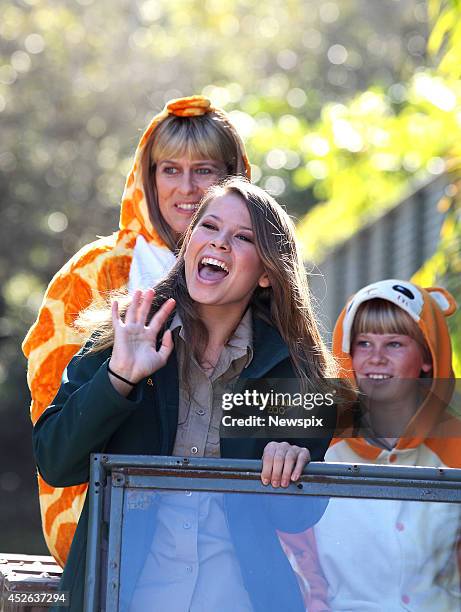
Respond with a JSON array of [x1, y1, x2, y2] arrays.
[[155, 157, 227, 237], [184, 193, 270, 311], [351, 332, 432, 401]]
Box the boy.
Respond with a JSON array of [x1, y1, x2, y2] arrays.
[[284, 279, 460, 611], [333, 279, 456, 451]]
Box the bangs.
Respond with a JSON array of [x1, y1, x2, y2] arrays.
[[351, 298, 431, 362], [151, 116, 229, 164], [352, 299, 417, 337]]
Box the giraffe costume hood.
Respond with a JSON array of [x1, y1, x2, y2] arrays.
[[23, 96, 250, 565]]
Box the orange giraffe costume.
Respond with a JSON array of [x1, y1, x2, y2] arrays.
[[23, 96, 250, 566]]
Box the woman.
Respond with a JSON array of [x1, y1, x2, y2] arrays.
[[23, 95, 251, 566], [33, 178, 339, 611]]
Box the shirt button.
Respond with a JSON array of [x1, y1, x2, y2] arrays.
[[396, 522, 405, 532], [389, 453, 397, 463], [183, 521, 191, 529], [402, 594, 410, 605], [186, 566, 193, 573], [196, 409, 205, 416], [191, 446, 198, 454]]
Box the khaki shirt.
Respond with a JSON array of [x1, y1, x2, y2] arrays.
[[171, 308, 253, 458], [131, 310, 256, 611]]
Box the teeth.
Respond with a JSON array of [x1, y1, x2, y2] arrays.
[[201, 257, 229, 273], [367, 374, 391, 380], [176, 203, 198, 211]]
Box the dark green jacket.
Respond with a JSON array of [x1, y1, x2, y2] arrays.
[[33, 315, 334, 611]]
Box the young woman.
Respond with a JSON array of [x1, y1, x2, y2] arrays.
[[33, 178, 339, 611], [22, 95, 251, 565]]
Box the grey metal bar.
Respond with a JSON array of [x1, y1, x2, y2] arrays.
[[84, 455, 106, 612], [104, 477, 124, 612], [118, 472, 460, 503], [96, 454, 461, 483]]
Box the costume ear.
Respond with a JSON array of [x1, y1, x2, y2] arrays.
[[426, 287, 457, 317], [258, 273, 271, 288]]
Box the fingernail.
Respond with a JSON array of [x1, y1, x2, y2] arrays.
[[281, 479, 289, 487], [291, 473, 299, 481], [272, 480, 280, 487], [262, 478, 269, 485]]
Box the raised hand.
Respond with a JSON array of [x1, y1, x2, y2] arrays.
[[108, 289, 176, 393]]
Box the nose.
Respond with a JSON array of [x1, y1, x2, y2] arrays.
[[368, 345, 386, 364], [210, 232, 230, 251], [178, 170, 197, 194]]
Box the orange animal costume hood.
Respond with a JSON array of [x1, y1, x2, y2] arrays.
[[22, 96, 250, 566], [331, 279, 459, 463]]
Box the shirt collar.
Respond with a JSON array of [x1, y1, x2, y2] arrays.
[[169, 311, 183, 335], [169, 307, 254, 367]]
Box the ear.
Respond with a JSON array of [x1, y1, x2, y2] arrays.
[[421, 361, 432, 374], [258, 272, 271, 288]]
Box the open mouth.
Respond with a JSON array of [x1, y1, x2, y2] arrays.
[[176, 203, 199, 213], [198, 256, 229, 281], [366, 374, 393, 381]]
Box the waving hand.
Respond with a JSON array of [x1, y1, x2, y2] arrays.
[[108, 289, 176, 394]]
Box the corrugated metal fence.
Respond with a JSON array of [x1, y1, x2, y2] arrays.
[[308, 173, 451, 339]]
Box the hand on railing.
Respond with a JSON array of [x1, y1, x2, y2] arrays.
[[261, 441, 311, 488]]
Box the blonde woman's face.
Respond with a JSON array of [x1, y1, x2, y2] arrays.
[[155, 157, 227, 237]]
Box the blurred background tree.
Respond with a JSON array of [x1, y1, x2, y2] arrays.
[[0, 0, 459, 553], [412, 0, 461, 375], [295, 0, 461, 375]]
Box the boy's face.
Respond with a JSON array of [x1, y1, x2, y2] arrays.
[[351, 333, 432, 399]]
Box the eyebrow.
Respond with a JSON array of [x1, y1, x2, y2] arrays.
[[159, 159, 220, 166], [206, 214, 253, 232], [356, 333, 405, 339]]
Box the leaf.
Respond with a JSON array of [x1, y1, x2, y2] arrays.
[[428, 8, 456, 54]]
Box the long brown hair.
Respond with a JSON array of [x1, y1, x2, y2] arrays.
[[78, 178, 339, 394], [141, 112, 248, 251]]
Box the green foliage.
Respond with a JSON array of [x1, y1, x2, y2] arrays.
[[296, 76, 461, 260], [428, 0, 461, 77], [416, 0, 461, 375], [296, 0, 461, 373], [412, 172, 461, 376]]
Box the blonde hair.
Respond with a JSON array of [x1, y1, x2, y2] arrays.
[[351, 299, 432, 366], [141, 112, 247, 250]]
